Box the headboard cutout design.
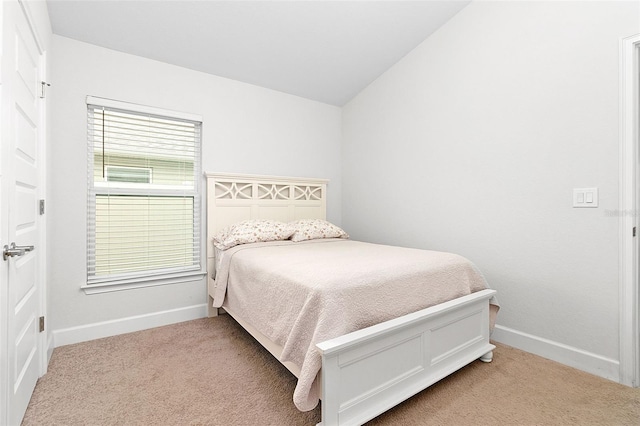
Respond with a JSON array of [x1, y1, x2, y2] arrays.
[[213, 180, 324, 202]]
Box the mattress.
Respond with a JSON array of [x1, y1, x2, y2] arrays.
[[212, 238, 498, 411]]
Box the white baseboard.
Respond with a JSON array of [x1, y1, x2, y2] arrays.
[[52, 304, 208, 348], [492, 324, 620, 383]]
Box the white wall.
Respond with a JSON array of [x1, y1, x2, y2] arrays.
[[342, 0, 639, 380], [48, 35, 341, 338]]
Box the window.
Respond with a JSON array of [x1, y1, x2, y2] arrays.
[[85, 96, 203, 291]]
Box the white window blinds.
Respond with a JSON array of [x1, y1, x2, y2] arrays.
[[86, 97, 202, 287]]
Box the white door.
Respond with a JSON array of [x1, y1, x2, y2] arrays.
[[0, 1, 44, 424]]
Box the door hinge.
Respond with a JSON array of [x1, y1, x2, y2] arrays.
[[39, 316, 45, 332], [40, 81, 50, 99], [634, 227, 637, 237], [39, 199, 45, 215]]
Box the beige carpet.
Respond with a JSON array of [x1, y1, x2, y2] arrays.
[[23, 315, 640, 426]]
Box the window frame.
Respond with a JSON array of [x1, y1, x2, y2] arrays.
[[82, 96, 205, 294]]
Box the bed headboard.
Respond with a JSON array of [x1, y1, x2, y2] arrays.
[[205, 172, 328, 312]]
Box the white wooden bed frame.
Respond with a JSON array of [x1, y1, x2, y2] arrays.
[[205, 172, 496, 426]]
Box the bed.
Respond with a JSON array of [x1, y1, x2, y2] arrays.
[[205, 172, 498, 426]]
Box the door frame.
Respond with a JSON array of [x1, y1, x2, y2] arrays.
[[619, 32, 640, 388], [24, 0, 50, 371], [16, 0, 48, 375]]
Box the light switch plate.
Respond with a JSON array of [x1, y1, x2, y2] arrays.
[[573, 187, 598, 208]]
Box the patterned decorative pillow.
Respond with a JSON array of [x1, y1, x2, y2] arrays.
[[213, 219, 294, 250], [289, 219, 349, 242]]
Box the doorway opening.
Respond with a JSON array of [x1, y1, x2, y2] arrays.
[[620, 33, 640, 387]]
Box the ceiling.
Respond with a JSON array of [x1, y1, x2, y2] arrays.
[[46, 1, 470, 106]]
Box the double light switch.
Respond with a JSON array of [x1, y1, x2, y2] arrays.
[[573, 188, 598, 208]]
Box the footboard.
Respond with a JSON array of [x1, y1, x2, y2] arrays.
[[316, 289, 496, 426]]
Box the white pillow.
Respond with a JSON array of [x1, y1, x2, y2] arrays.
[[289, 219, 349, 242], [213, 219, 294, 250]]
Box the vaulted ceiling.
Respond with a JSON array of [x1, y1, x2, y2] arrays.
[[47, 1, 470, 106]]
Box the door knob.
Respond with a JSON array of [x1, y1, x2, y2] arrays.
[[3, 242, 32, 261]]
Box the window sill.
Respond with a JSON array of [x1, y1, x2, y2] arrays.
[[81, 270, 207, 295]]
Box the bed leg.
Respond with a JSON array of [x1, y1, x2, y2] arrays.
[[207, 296, 219, 317], [479, 350, 493, 363]]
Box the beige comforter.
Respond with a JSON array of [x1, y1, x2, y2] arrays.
[[212, 239, 498, 411]]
